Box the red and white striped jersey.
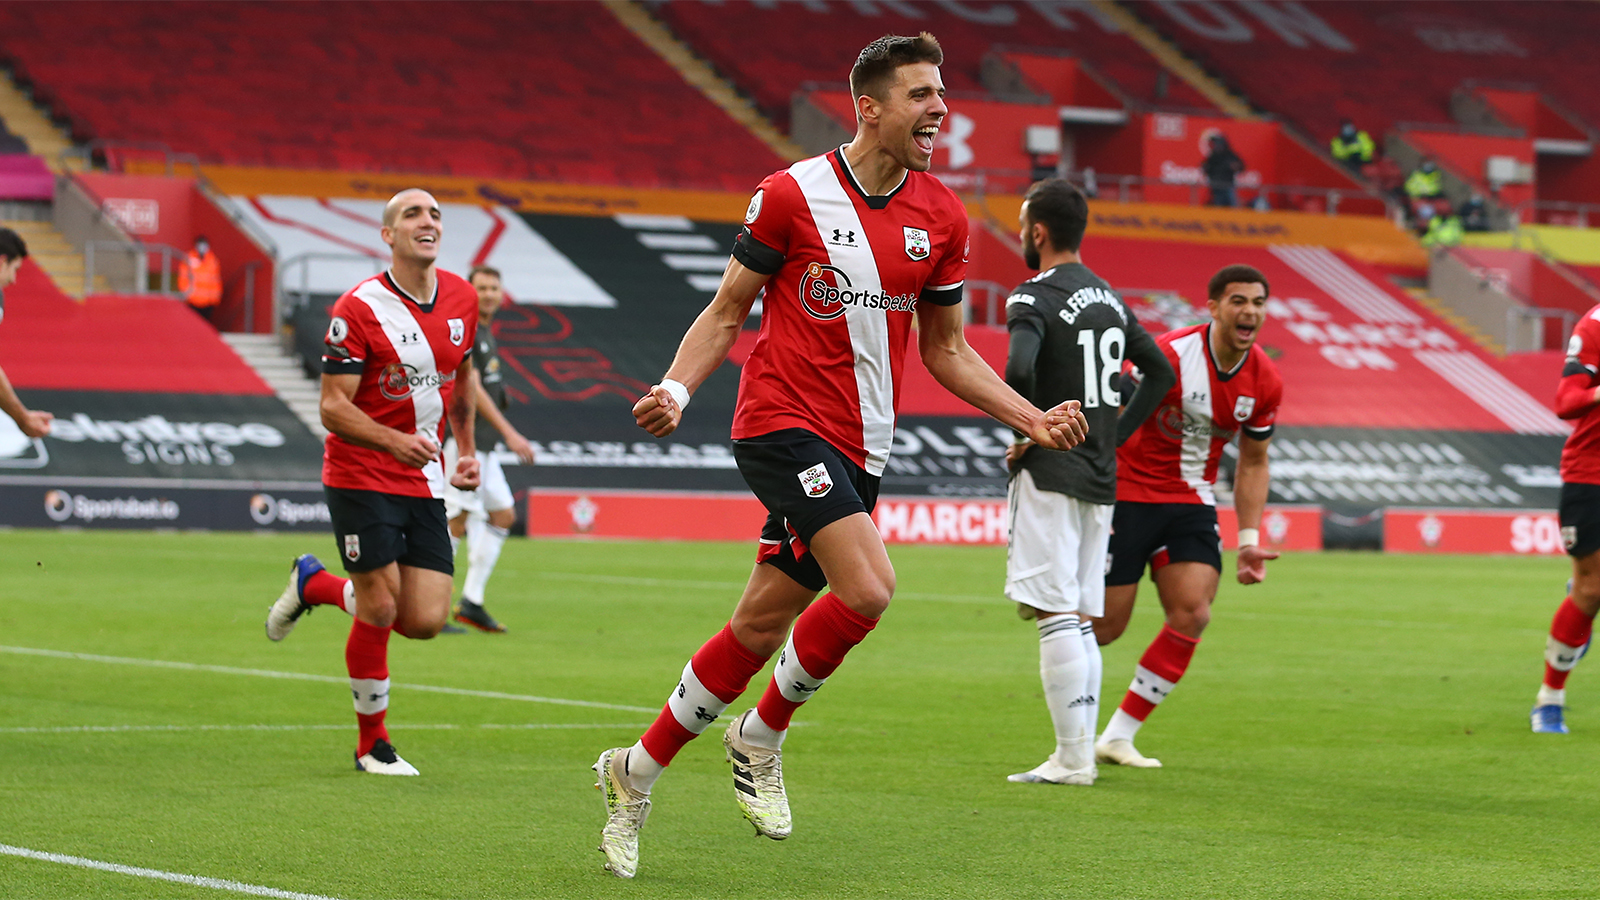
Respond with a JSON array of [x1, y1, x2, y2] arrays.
[[730, 149, 969, 475], [1560, 305, 1600, 484], [1117, 323, 1283, 505], [320, 269, 478, 498]]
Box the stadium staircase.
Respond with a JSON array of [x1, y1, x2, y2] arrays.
[[604, 0, 804, 164], [1094, 0, 1255, 118], [0, 218, 108, 300], [218, 333, 326, 439], [1404, 285, 1502, 356], [0, 68, 71, 170]]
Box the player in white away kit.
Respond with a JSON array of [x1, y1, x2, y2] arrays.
[[263, 189, 480, 776], [1001, 180, 1174, 786], [1093, 265, 1283, 768], [590, 33, 1089, 879]]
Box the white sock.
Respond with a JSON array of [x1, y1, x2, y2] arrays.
[[623, 741, 664, 794], [461, 520, 508, 606], [1101, 708, 1144, 744], [340, 581, 357, 617], [1538, 685, 1567, 707], [1080, 619, 1102, 747], [739, 709, 786, 750], [1037, 614, 1090, 769]]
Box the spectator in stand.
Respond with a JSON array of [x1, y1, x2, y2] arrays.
[[1405, 157, 1445, 202], [1419, 203, 1463, 247], [1329, 120, 1375, 173], [1459, 193, 1492, 232], [0, 228, 52, 439], [179, 235, 221, 324], [1202, 133, 1244, 208]]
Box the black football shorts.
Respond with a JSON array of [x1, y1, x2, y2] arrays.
[[1559, 482, 1600, 558], [732, 428, 880, 593], [324, 486, 454, 574], [1106, 500, 1223, 586]]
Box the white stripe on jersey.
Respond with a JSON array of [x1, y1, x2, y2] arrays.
[[353, 280, 447, 497], [791, 155, 895, 476], [1171, 330, 1216, 506]]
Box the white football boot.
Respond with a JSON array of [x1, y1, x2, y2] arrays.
[[723, 710, 792, 840], [593, 747, 651, 879], [1007, 757, 1096, 785], [1095, 737, 1162, 768], [355, 739, 419, 776]]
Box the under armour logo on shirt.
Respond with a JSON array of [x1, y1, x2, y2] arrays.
[[830, 229, 857, 246]]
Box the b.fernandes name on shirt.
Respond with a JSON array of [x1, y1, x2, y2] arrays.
[[800, 262, 918, 321]]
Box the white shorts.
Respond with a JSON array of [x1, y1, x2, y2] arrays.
[[1005, 468, 1113, 618], [443, 438, 515, 517]]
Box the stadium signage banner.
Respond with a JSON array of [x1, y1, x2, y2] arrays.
[[0, 483, 328, 531], [1384, 508, 1566, 555], [1261, 427, 1564, 510], [526, 488, 1321, 549], [0, 390, 324, 482]]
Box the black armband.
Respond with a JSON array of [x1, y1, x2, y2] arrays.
[[919, 282, 964, 307], [732, 227, 784, 275]]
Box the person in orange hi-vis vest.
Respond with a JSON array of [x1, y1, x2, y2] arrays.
[[179, 235, 221, 322]]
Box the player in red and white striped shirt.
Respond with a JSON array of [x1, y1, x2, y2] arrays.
[[1531, 303, 1600, 733], [263, 189, 480, 777], [589, 33, 1088, 880], [1092, 265, 1283, 768]]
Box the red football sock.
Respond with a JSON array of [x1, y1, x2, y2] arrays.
[[639, 623, 769, 766], [1544, 597, 1595, 690], [304, 570, 349, 607], [755, 593, 878, 732], [346, 618, 392, 758], [1118, 625, 1200, 721]]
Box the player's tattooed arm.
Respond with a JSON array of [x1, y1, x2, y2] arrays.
[[635, 258, 771, 438], [1117, 320, 1175, 446], [916, 300, 1087, 450], [1234, 434, 1279, 584], [320, 372, 440, 469]]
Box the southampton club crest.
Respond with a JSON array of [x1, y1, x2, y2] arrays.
[[344, 533, 361, 562], [903, 226, 930, 261], [448, 317, 465, 346], [1234, 395, 1256, 422], [798, 462, 833, 498]]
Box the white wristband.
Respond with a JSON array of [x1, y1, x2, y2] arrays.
[[1237, 528, 1260, 548], [659, 379, 691, 411]]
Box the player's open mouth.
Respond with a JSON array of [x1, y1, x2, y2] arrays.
[[1236, 324, 1256, 340], [913, 126, 938, 153], [417, 234, 437, 246]]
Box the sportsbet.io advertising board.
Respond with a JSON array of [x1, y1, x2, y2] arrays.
[[0, 390, 330, 531]]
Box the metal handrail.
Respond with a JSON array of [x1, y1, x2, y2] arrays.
[[84, 240, 187, 296], [1505, 305, 1578, 354], [963, 279, 1012, 327], [277, 252, 386, 315], [1510, 199, 1600, 228], [955, 167, 1386, 216]]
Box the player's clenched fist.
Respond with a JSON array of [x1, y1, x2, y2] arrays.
[[450, 454, 482, 490], [633, 384, 683, 438], [391, 431, 443, 469], [1029, 399, 1089, 450], [1236, 544, 1279, 585]]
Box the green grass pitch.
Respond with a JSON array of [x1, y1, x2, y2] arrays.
[[0, 529, 1597, 899]]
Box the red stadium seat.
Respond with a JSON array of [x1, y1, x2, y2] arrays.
[[0, 1, 786, 191]]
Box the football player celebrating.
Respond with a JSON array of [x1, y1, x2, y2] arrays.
[[1092, 265, 1283, 768], [591, 33, 1088, 879]]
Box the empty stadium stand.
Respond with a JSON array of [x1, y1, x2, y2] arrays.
[[652, 0, 1218, 129], [0, 1, 786, 191], [1135, 1, 1600, 147]]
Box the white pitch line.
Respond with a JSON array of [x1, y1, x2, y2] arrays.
[[0, 722, 651, 735], [0, 646, 657, 714], [0, 843, 344, 900]]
